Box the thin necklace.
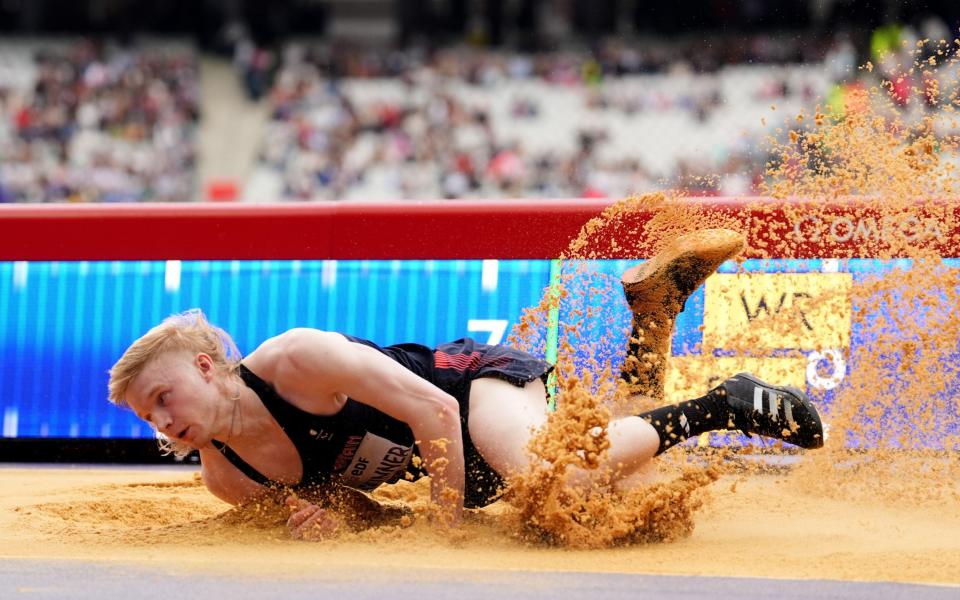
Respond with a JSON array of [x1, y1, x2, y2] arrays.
[[224, 383, 242, 445]]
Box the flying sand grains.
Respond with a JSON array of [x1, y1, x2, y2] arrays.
[[500, 41, 960, 544]]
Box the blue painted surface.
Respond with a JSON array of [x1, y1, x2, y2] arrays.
[[0, 260, 548, 439], [1, 257, 956, 446]]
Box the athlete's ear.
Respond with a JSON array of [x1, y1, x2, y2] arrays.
[[195, 353, 215, 381]]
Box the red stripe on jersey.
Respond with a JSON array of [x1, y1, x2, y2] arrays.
[[435, 350, 482, 372], [434, 350, 514, 373]]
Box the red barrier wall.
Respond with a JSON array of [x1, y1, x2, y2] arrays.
[[0, 198, 957, 260]]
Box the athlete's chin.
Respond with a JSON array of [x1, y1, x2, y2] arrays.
[[181, 427, 209, 450], [190, 433, 212, 450]]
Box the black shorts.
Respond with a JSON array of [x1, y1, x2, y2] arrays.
[[431, 338, 553, 508]]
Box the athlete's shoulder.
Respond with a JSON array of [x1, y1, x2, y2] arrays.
[[245, 328, 348, 375], [257, 328, 342, 353]]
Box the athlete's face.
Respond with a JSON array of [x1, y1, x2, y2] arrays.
[[125, 350, 222, 449]]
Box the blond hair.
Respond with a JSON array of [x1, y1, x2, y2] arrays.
[[108, 309, 242, 458]]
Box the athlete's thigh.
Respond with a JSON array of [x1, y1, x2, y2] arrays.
[[467, 376, 549, 477]]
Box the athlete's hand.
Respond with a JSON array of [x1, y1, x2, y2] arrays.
[[285, 495, 342, 541]]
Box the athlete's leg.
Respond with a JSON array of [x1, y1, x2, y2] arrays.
[[633, 373, 826, 457], [466, 377, 548, 476], [620, 228, 746, 401], [614, 230, 744, 468], [467, 377, 660, 487], [468, 374, 824, 495], [617, 230, 824, 455], [470, 229, 811, 492]]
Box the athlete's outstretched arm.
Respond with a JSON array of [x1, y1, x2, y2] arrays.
[[199, 446, 331, 510], [275, 329, 466, 525], [199, 445, 271, 505], [201, 446, 402, 540]]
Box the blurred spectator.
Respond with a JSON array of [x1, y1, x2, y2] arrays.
[[0, 39, 199, 203], [250, 36, 833, 201], [248, 25, 960, 202]]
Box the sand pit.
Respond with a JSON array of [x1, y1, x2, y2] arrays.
[[3, 464, 958, 587]]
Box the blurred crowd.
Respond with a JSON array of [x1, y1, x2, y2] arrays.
[[0, 40, 199, 203], [248, 21, 960, 202], [2, 18, 957, 204], [250, 34, 835, 201]]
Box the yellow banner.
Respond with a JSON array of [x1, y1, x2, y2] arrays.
[[703, 273, 852, 351]]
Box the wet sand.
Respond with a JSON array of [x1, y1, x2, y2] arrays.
[[4, 464, 958, 586]]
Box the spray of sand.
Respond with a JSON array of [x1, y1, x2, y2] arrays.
[[499, 38, 960, 546]]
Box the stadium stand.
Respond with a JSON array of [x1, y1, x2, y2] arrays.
[[1, 6, 957, 203], [0, 38, 198, 203]]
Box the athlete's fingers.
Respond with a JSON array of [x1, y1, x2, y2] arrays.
[[291, 507, 330, 540], [287, 503, 320, 529], [286, 503, 321, 532], [296, 509, 341, 542]]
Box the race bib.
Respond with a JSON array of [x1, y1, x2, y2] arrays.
[[336, 432, 413, 491]]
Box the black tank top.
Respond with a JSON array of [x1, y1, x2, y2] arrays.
[[211, 335, 551, 508], [211, 336, 432, 492]]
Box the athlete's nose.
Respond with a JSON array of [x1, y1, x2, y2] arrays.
[[154, 411, 174, 434]]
